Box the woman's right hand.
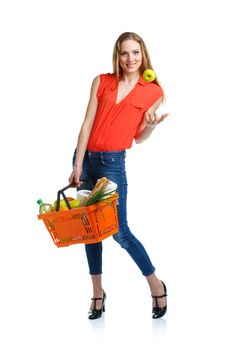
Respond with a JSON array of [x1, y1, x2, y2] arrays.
[[68, 166, 83, 188]]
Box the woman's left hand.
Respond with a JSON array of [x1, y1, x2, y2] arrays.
[[144, 111, 170, 126]]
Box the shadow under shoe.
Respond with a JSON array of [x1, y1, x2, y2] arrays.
[[152, 281, 167, 319], [88, 292, 106, 320]]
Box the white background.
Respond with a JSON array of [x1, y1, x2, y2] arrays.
[[1, 0, 249, 349]]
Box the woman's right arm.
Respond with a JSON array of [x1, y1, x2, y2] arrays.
[[69, 76, 100, 186]]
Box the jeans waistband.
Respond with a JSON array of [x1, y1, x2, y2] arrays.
[[87, 150, 126, 157]]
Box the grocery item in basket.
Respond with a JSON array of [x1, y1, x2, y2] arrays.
[[85, 177, 116, 206], [53, 197, 74, 209], [92, 177, 110, 194], [67, 199, 81, 208], [37, 199, 55, 214], [105, 180, 117, 194], [54, 197, 81, 211], [59, 199, 81, 210], [77, 190, 92, 206]]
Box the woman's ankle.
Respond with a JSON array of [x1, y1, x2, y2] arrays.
[[146, 273, 163, 294], [91, 274, 103, 296]]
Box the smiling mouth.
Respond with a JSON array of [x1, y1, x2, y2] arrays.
[[126, 64, 136, 68]]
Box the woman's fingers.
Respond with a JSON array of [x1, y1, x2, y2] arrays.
[[68, 173, 74, 184], [73, 175, 81, 187], [144, 111, 151, 123], [144, 111, 157, 124], [144, 111, 170, 125], [68, 169, 83, 187], [158, 113, 170, 123]]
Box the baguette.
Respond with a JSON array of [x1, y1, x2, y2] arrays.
[[87, 177, 110, 201]]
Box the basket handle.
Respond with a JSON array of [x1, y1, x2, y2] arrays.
[[55, 182, 76, 212]]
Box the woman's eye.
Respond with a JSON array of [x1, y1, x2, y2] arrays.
[[134, 51, 139, 55]]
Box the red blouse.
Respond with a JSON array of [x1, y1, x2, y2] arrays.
[[87, 73, 163, 151]]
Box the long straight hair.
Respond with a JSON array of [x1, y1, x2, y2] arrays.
[[112, 32, 164, 96]]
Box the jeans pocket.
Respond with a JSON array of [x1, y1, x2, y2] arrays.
[[101, 156, 117, 165]]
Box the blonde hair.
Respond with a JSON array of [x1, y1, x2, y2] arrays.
[[112, 32, 164, 96]]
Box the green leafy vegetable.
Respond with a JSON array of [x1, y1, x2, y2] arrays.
[[85, 189, 117, 206]]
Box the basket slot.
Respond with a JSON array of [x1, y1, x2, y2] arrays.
[[81, 214, 93, 233], [46, 218, 55, 232]]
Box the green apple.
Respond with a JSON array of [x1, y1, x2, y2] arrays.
[[143, 69, 156, 82]]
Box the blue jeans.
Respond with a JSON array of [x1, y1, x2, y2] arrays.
[[73, 150, 155, 277]]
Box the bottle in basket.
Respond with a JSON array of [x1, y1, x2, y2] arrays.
[[37, 199, 55, 214]]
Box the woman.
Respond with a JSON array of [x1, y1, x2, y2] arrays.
[[69, 32, 169, 320]]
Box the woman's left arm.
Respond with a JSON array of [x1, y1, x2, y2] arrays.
[[134, 97, 169, 143]]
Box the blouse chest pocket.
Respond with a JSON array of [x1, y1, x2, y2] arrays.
[[130, 97, 145, 110]]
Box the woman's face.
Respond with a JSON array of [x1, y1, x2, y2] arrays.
[[119, 39, 142, 74]]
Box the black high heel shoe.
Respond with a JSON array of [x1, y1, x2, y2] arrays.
[[88, 291, 106, 320], [152, 281, 167, 319]]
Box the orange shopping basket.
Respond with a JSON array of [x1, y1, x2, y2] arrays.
[[37, 183, 119, 247]]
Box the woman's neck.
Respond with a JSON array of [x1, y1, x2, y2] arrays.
[[121, 72, 140, 85]]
